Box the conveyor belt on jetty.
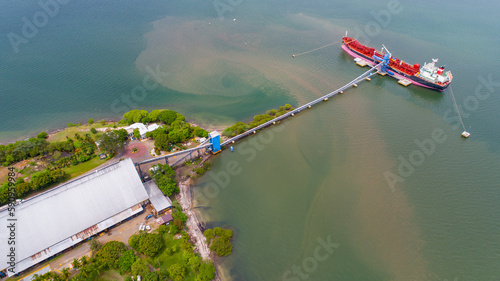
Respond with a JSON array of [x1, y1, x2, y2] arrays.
[[136, 61, 383, 170]]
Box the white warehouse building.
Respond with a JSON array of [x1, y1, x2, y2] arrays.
[[0, 158, 159, 277]]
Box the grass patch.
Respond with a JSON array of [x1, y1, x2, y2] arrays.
[[62, 156, 109, 179], [153, 234, 197, 281], [48, 123, 118, 143], [95, 269, 124, 281]]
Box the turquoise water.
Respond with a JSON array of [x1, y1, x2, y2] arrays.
[[2, 0, 500, 280]]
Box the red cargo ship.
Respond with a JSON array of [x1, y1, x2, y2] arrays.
[[342, 36, 452, 91]]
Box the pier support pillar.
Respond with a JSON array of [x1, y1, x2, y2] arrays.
[[137, 164, 145, 182]]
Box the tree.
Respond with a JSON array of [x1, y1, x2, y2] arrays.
[[88, 118, 94, 124], [129, 232, 164, 257], [37, 131, 48, 139], [72, 258, 81, 269], [193, 127, 208, 138], [143, 272, 159, 281], [61, 268, 70, 280], [152, 163, 179, 196], [100, 119, 106, 126], [168, 130, 185, 144], [131, 259, 150, 277], [187, 253, 202, 271], [90, 127, 97, 134], [80, 255, 89, 266], [123, 110, 148, 124], [115, 128, 129, 142], [209, 237, 232, 256], [168, 263, 186, 281], [154, 133, 169, 151], [158, 110, 179, 125], [172, 209, 188, 223], [196, 262, 216, 281], [94, 241, 127, 269], [30, 170, 53, 190], [89, 238, 101, 253], [156, 177, 178, 196], [98, 131, 124, 154], [15, 182, 30, 198], [118, 250, 137, 275], [133, 128, 141, 140], [205, 227, 233, 257], [148, 110, 163, 122], [3, 154, 14, 166]]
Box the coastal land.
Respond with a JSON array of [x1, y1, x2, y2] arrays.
[[0, 105, 294, 280]]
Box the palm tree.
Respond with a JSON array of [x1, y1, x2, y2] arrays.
[[80, 255, 88, 266], [72, 258, 81, 269], [61, 267, 70, 280]]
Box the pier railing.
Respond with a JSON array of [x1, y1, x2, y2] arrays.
[[221, 62, 382, 146], [135, 61, 382, 168]]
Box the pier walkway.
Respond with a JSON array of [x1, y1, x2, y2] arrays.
[[134, 61, 382, 178], [221, 62, 382, 146]]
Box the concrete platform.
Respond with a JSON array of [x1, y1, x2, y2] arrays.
[[398, 79, 412, 86]]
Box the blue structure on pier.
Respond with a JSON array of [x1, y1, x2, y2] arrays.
[[209, 131, 221, 154], [373, 51, 394, 75]]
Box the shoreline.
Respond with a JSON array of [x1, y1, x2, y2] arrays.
[[175, 161, 224, 281], [0, 118, 123, 146], [0, 118, 225, 146]]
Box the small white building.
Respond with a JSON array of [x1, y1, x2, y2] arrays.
[[125, 123, 162, 139]]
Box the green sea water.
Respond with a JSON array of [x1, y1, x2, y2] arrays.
[[1, 0, 500, 280]]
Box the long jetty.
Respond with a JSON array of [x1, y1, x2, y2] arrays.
[[221, 61, 382, 145], [136, 61, 382, 170]]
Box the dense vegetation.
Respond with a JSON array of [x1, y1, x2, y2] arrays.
[[151, 163, 179, 197], [0, 132, 106, 205], [129, 232, 164, 257], [192, 161, 213, 176], [204, 227, 233, 257], [119, 109, 208, 152], [222, 104, 294, 137], [32, 222, 215, 281], [96, 129, 128, 154]]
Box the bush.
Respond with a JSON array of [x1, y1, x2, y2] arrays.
[[88, 118, 94, 124], [194, 127, 209, 138], [89, 238, 101, 252], [222, 104, 294, 137], [133, 128, 141, 139], [94, 241, 128, 269], [144, 272, 159, 281], [204, 227, 233, 257], [222, 122, 248, 137], [193, 162, 212, 175], [210, 237, 232, 256], [131, 259, 150, 277], [118, 250, 137, 275], [90, 127, 97, 134], [196, 262, 216, 281], [129, 232, 164, 257], [147, 110, 163, 122], [123, 109, 148, 124], [152, 163, 179, 196], [154, 133, 169, 151], [172, 209, 188, 223], [168, 263, 186, 281], [37, 132, 48, 139]]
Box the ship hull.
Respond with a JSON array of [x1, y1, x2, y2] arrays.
[[341, 44, 449, 91]]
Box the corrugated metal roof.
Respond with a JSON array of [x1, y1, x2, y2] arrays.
[[160, 213, 173, 224], [0, 158, 148, 272], [143, 181, 172, 213]]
